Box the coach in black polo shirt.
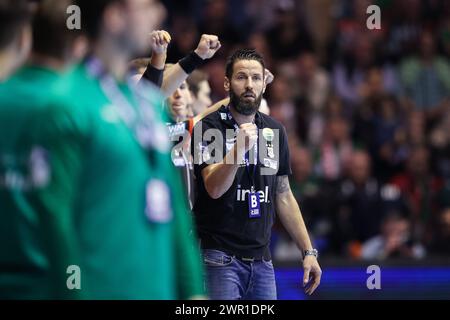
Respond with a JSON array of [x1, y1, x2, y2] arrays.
[[191, 49, 322, 300]]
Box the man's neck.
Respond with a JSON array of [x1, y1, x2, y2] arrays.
[[29, 53, 68, 72], [172, 114, 187, 123], [229, 104, 256, 125], [93, 38, 129, 81]]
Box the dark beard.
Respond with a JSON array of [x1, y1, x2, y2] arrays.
[[230, 89, 263, 116]]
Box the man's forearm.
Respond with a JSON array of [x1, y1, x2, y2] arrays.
[[160, 63, 188, 98], [277, 193, 313, 251], [275, 177, 313, 252], [202, 146, 242, 199], [150, 52, 166, 70]]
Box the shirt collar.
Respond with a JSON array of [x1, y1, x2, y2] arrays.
[[219, 104, 263, 128]]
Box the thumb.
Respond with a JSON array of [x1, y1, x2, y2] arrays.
[[213, 41, 221, 51], [303, 266, 311, 286]]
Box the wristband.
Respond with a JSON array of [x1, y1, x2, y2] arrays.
[[141, 64, 163, 88], [178, 51, 204, 74]]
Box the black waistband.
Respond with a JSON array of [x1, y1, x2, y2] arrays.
[[200, 242, 272, 262]]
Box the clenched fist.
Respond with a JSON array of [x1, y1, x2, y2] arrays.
[[235, 123, 258, 159], [194, 34, 221, 60], [150, 30, 171, 55]]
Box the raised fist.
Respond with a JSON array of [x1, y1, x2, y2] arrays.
[[150, 30, 171, 55], [194, 34, 221, 60], [236, 123, 258, 156]]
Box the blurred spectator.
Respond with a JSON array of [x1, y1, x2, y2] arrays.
[[332, 34, 399, 107], [366, 95, 408, 182], [304, 0, 336, 63], [244, 0, 280, 32], [429, 110, 450, 179], [428, 207, 450, 256], [267, 72, 297, 135], [290, 147, 329, 235], [438, 14, 450, 57], [198, 0, 241, 50], [361, 213, 425, 260], [247, 32, 273, 70], [315, 116, 353, 181], [390, 146, 445, 242], [308, 95, 345, 148], [166, 17, 199, 62], [296, 52, 331, 113], [265, 4, 313, 61], [399, 30, 450, 118], [203, 58, 227, 102], [334, 151, 403, 254], [293, 52, 330, 147], [186, 69, 212, 116], [406, 110, 427, 146], [385, 0, 423, 61]]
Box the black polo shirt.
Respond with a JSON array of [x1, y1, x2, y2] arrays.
[[191, 105, 291, 259]]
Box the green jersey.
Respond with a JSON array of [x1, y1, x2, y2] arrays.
[[0, 62, 204, 299], [0, 66, 80, 299]]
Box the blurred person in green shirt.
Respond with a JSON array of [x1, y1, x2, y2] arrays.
[[0, 0, 204, 299]]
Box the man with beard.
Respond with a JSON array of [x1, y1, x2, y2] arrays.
[[191, 49, 322, 299]]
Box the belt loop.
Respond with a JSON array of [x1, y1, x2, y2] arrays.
[[241, 257, 255, 263]]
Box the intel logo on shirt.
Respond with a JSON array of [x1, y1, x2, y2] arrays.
[[236, 185, 270, 203]]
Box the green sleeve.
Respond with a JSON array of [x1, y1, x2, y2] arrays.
[[30, 102, 88, 299]]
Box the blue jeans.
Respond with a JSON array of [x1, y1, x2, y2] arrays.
[[202, 249, 277, 300]]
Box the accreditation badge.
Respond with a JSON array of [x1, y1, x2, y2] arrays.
[[145, 179, 172, 223], [248, 189, 261, 219], [263, 158, 278, 170]]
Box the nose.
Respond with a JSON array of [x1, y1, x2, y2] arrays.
[[173, 88, 182, 99], [245, 77, 253, 90]]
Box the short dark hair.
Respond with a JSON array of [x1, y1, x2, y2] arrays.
[[225, 48, 265, 79], [32, 0, 80, 60], [0, 0, 32, 50], [76, 0, 124, 40]]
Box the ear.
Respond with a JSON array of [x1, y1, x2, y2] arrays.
[[262, 68, 267, 94], [72, 35, 89, 61], [224, 77, 230, 92]]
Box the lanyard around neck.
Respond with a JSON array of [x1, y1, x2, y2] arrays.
[[85, 56, 168, 154], [226, 106, 258, 190]]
